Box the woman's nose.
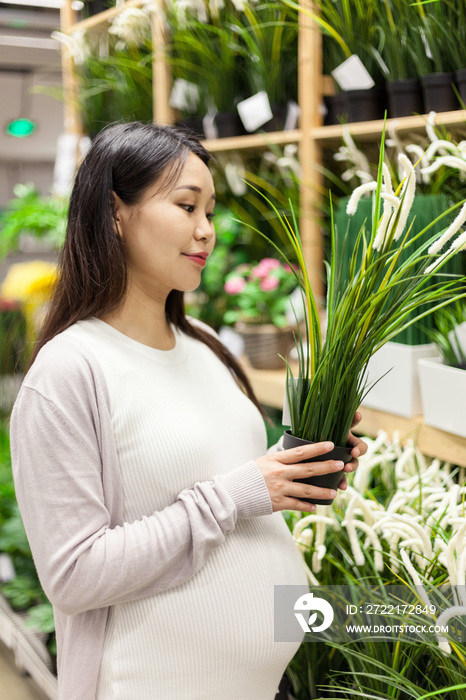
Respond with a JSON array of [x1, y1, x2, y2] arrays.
[[194, 216, 214, 241]]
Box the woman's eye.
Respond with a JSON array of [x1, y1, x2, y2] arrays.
[[180, 204, 195, 213], [207, 212, 215, 221]]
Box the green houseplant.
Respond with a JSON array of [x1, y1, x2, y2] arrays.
[[223, 257, 299, 369], [0, 183, 67, 259], [284, 434, 466, 699], [229, 2, 298, 131], [245, 132, 466, 503]]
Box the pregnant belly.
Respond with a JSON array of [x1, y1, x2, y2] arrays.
[[97, 513, 308, 700]]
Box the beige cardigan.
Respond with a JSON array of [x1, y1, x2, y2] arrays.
[[10, 333, 273, 700]]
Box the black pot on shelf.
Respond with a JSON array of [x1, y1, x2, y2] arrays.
[[282, 430, 352, 506], [323, 93, 348, 125], [420, 72, 458, 113], [345, 87, 387, 123], [174, 116, 205, 139], [387, 78, 424, 117], [213, 111, 246, 138], [261, 103, 289, 132], [455, 68, 466, 107]]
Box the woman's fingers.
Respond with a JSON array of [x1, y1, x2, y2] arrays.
[[276, 441, 334, 464], [344, 431, 368, 472], [255, 441, 346, 513], [286, 458, 344, 481]]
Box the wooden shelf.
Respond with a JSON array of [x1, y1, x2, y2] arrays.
[[310, 109, 466, 145], [201, 129, 301, 153], [243, 363, 466, 467]]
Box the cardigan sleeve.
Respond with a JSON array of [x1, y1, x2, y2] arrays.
[[10, 350, 272, 617]]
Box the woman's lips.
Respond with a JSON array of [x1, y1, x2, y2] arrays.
[[182, 252, 208, 267]]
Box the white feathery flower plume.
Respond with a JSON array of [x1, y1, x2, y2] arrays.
[[372, 163, 399, 251], [393, 153, 416, 242], [424, 201, 466, 274], [51, 30, 90, 66], [334, 126, 372, 185], [346, 154, 416, 252], [108, 7, 152, 49]]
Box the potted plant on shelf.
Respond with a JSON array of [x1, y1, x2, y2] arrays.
[[371, 1, 425, 118], [52, 9, 154, 137], [229, 3, 298, 133], [223, 258, 299, 370], [410, 1, 464, 113], [419, 301, 466, 438], [0, 183, 67, 259], [287, 0, 387, 123], [166, 7, 245, 138], [244, 132, 466, 505]]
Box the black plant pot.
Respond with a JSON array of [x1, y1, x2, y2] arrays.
[[261, 103, 289, 132], [323, 93, 348, 125], [387, 78, 424, 118], [346, 87, 386, 123], [455, 68, 466, 107], [214, 111, 246, 138], [421, 72, 458, 113], [174, 116, 205, 139], [282, 430, 352, 506]]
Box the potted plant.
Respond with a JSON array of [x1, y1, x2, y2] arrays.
[[0, 183, 67, 259], [166, 8, 245, 138], [244, 131, 466, 505], [419, 301, 466, 438], [371, 0, 425, 117], [229, 3, 298, 132], [223, 258, 299, 369], [410, 1, 463, 113], [288, 0, 387, 123], [51, 8, 154, 137]]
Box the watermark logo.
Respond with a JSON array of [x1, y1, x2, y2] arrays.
[[294, 592, 334, 633], [274, 585, 460, 643]]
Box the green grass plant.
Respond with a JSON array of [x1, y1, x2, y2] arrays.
[[284, 434, 466, 699], [243, 132, 466, 446]]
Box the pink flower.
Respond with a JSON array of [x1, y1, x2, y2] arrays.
[[251, 258, 281, 279], [260, 258, 281, 270], [259, 275, 280, 291], [225, 277, 246, 295]]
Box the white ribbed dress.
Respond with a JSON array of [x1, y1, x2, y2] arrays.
[[62, 318, 307, 700]]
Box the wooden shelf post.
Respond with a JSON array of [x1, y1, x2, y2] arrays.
[[60, 0, 81, 136], [298, 0, 324, 303]]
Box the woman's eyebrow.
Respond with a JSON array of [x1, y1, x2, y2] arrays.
[[175, 185, 215, 200]]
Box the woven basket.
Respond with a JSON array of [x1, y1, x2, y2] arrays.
[[236, 322, 294, 370]]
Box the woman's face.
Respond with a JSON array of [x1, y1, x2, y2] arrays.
[[114, 152, 216, 301]]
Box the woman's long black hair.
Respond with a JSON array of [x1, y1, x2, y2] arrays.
[[29, 122, 266, 417]]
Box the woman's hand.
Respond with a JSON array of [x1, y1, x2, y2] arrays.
[[338, 411, 368, 491], [254, 441, 346, 513]]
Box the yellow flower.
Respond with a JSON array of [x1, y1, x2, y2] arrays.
[[1, 261, 58, 342]]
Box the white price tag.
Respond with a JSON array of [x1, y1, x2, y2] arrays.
[[284, 100, 301, 130], [202, 113, 218, 139], [237, 91, 273, 132], [169, 79, 200, 113], [331, 55, 375, 91]]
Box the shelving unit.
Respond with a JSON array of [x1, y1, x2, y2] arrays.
[[59, 0, 466, 465]]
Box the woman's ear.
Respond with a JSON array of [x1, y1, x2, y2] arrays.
[[112, 191, 123, 238]]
